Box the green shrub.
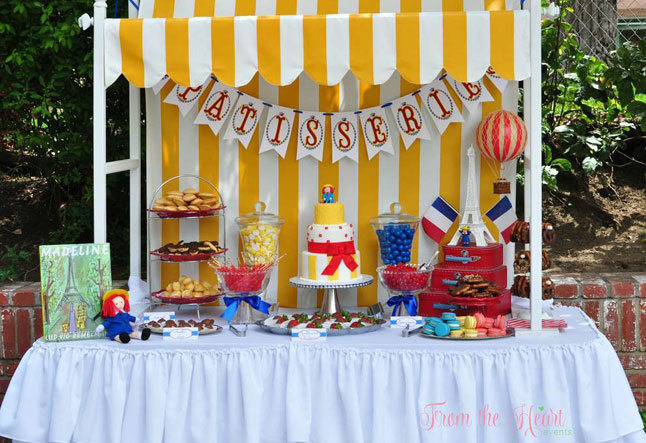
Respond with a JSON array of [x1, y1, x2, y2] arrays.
[[540, 0, 645, 190]]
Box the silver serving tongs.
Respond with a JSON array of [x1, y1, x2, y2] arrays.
[[417, 251, 439, 272], [367, 302, 385, 319], [229, 323, 248, 337], [402, 324, 423, 337]]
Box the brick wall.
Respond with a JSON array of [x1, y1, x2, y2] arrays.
[[551, 273, 646, 408], [0, 282, 42, 407], [0, 276, 645, 410]]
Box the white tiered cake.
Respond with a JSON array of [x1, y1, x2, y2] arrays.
[[300, 200, 361, 282]]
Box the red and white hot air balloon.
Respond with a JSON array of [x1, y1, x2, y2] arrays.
[[476, 110, 528, 194], [476, 110, 528, 165]]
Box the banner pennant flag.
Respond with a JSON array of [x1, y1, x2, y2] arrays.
[[151, 75, 170, 95], [485, 67, 509, 93], [420, 80, 464, 135], [194, 82, 239, 136], [296, 112, 326, 162], [447, 74, 494, 114], [359, 107, 394, 160], [330, 113, 360, 163], [223, 93, 265, 148], [259, 105, 295, 158], [485, 196, 517, 243], [163, 79, 211, 116], [389, 95, 431, 149], [422, 197, 459, 244]]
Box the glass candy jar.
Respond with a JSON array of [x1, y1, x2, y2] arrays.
[[236, 202, 285, 266], [370, 202, 420, 265]]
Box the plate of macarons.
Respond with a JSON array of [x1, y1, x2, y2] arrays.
[[420, 312, 514, 340]]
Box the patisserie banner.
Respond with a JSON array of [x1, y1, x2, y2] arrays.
[[157, 68, 508, 163]]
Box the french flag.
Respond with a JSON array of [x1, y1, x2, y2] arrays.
[[485, 197, 517, 243], [422, 197, 459, 244]]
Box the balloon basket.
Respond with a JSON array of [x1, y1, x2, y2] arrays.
[[493, 179, 511, 195]]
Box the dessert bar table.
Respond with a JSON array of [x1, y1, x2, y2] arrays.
[[0, 306, 644, 443]]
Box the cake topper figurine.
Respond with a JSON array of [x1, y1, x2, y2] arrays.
[[322, 184, 335, 204], [459, 226, 472, 247], [95, 289, 151, 343]]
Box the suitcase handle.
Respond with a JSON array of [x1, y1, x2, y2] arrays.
[[445, 255, 481, 263], [433, 303, 461, 310]]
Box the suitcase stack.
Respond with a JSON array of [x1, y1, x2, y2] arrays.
[[419, 243, 511, 317]]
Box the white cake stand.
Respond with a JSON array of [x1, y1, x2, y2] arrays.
[[289, 275, 374, 315]]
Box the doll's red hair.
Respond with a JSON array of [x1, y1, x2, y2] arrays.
[[100, 290, 130, 318]]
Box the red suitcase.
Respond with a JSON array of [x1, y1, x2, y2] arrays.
[[441, 243, 504, 269], [419, 289, 512, 317]]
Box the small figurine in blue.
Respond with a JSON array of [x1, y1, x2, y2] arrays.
[[95, 289, 151, 343], [322, 184, 335, 204], [459, 225, 472, 247]]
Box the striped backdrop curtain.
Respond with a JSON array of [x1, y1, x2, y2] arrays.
[[141, 0, 520, 308]]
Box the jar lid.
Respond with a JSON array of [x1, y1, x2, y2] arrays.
[[235, 201, 285, 227], [370, 202, 420, 226]]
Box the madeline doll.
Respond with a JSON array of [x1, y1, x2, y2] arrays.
[[459, 226, 472, 247], [95, 289, 151, 343], [321, 184, 335, 204]]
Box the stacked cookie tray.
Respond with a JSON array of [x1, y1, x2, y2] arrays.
[[146, 174, 227, 307], [510, 221, 556, 300]]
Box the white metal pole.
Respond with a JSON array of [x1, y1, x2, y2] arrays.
[[528, 0, 543, 331], [93, 1, 108, 244], [128, 0, 142, 278]]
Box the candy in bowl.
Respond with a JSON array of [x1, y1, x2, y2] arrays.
[[211, 260, 274, 324], [377, 264, 433, 317]]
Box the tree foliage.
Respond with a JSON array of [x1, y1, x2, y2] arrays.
[[0, 1, 135, 273], [540, 0, 645, 190]]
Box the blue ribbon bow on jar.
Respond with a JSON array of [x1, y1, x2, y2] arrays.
[[386, 294, 418, 317], [221, 295, 271, 323]]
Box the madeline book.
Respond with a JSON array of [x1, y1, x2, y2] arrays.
[[39, 243, 111, 341]]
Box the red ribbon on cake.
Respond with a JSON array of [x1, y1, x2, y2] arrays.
[[308, 241, 359, 276]]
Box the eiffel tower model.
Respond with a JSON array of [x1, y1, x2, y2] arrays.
[[449, 145, 495, 247]]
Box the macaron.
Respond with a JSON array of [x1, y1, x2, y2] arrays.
[[463, 316, 477, 330], [448, 323, 462, 331], [474, 312, 486, 328], [487, 328, 506, 337], [464, 330, 478, 338], [494, 315, 507, 330], [425, 317, 443, 326], [441, 312, 457, 321], [423, 324, 435, 335], [477, 329, 487, 338], [434, 322, 450, 337], [450, 329, 464, 338], [484, 318, 494, 329], [456, 316, 466, 323]]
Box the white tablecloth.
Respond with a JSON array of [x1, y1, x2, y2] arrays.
[[0, 306, 644, 443]]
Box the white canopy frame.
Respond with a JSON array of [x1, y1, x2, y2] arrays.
[[89, 0, 549, 334]]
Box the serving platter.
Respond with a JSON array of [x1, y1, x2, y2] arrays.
[[144, 319, 223, 335], [147, 206, 226, 219], [150, 248, 227, 262], [255, 319, 386, 336], [420, 328, 515, 340], [152, 290, 222, 305]]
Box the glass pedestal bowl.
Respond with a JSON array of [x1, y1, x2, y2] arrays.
[[214, 264, 274, 324], [377, 264, 433, 317]]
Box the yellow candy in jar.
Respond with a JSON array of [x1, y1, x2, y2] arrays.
[[241, 223, 279, 265]]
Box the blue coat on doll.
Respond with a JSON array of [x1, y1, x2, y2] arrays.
[[102, 312, 137, 340]]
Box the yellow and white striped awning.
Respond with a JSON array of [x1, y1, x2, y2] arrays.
[[104, 10, 530, 88]]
